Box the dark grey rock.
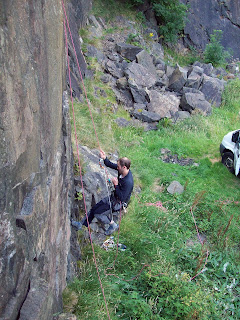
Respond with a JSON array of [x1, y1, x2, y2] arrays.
[[168, 64, 188, 92], [115, 42, 143, 61], [186, 66, 204, 89], [113, 88, 134, 109], [104, 60, 124, 78], [167, 181, 184, 195], [86, 45, 105, 62], [116, 77, 128, 89], [131, 109, 161, 122], [182, 0, 240, 59], [172, 110, 191, 122], [125, 61, 158, 88], [147, 90, 180, 119], [100, 74, 111, 83], [136, 50, 158, 77], [130, 86, 148, 104], [180, 91, 212, 115], [200, 75, 225, 107], [193, 62, 213, 76]]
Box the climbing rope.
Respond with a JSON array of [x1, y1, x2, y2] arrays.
[[62, 7, 111, 320], [62, 0, 101, 150]]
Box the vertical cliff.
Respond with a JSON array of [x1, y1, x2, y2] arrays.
[[181, 0, 240, 59], [0, 1, 90, 319]]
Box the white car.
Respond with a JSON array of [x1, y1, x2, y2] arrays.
[[220, 129, 240, 176]]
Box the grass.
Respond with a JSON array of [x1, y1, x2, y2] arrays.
[[65, 66, 240, 319], [64, 3, 240, 317], [92, 0, 136, 23]]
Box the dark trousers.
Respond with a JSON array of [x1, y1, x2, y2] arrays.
[[82, 196, 112, 226]]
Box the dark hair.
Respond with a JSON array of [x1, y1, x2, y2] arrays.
[[118, 157, 131, 169]]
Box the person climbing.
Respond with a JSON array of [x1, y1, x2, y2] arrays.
[[71, 150, 134, 235]]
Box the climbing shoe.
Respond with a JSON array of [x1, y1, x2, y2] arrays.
[[71, 220, 82, 231], [104, 222, 118, 236]]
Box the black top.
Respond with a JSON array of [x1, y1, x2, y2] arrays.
[[104, 158, 134, 203]]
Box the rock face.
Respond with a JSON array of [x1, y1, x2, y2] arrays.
[[0, 0, 91, 319], [181, 0, 240, 59]]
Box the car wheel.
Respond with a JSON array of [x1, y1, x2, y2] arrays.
[[222, 152, 234, 173]]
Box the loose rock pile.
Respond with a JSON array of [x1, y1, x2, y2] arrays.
[[74, 14, 240, 131]]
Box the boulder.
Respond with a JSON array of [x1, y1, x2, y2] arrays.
[[115, 42, 143, 61], [106, 51, 123, 63], [113, 88, 134, 109], [186, 65, 204, 89], [165, 65, 175, 78], [130, 86, 148, 104], [147, 90, 180, 119], [125, 61, 158, 88], [193, 62, 213, 76], [131, 109, 161, 122], [136, 50, 158, 77], [212, 67, 228, 77], [172, 111, 191, 122], [155, 74, 169, 87], [200, 75, 225, 107], [85, 45, 105, 62], [150, 42, 164, 60], [167, 181, 184, 195], [180, 91, 212, 115], [104, 60, 124, 78], [116, 77, 128, 89], [88, 15, 103, 30], [168, 64, 188, 92]]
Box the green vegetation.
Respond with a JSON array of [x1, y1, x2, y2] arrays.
[[65, 2, 240, 319], [204, 30, 231, 67], [66, 57, 240, 318], [126, 0, 188, 43], [92, 0, 188, 43], [151, 0, 188, 43], [164, 46, 202, 67]]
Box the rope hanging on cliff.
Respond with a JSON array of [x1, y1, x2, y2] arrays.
[[62, 0, 101, 150], [62, 3, 111, 320]]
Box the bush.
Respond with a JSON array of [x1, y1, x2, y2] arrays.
[[152, 0, 188, 43], [127, 0, 188, 43], [204, 30, 231, 67]]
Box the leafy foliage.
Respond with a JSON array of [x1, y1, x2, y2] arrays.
[[204, 30, 231, 67], [151, 0, 188, 43]]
